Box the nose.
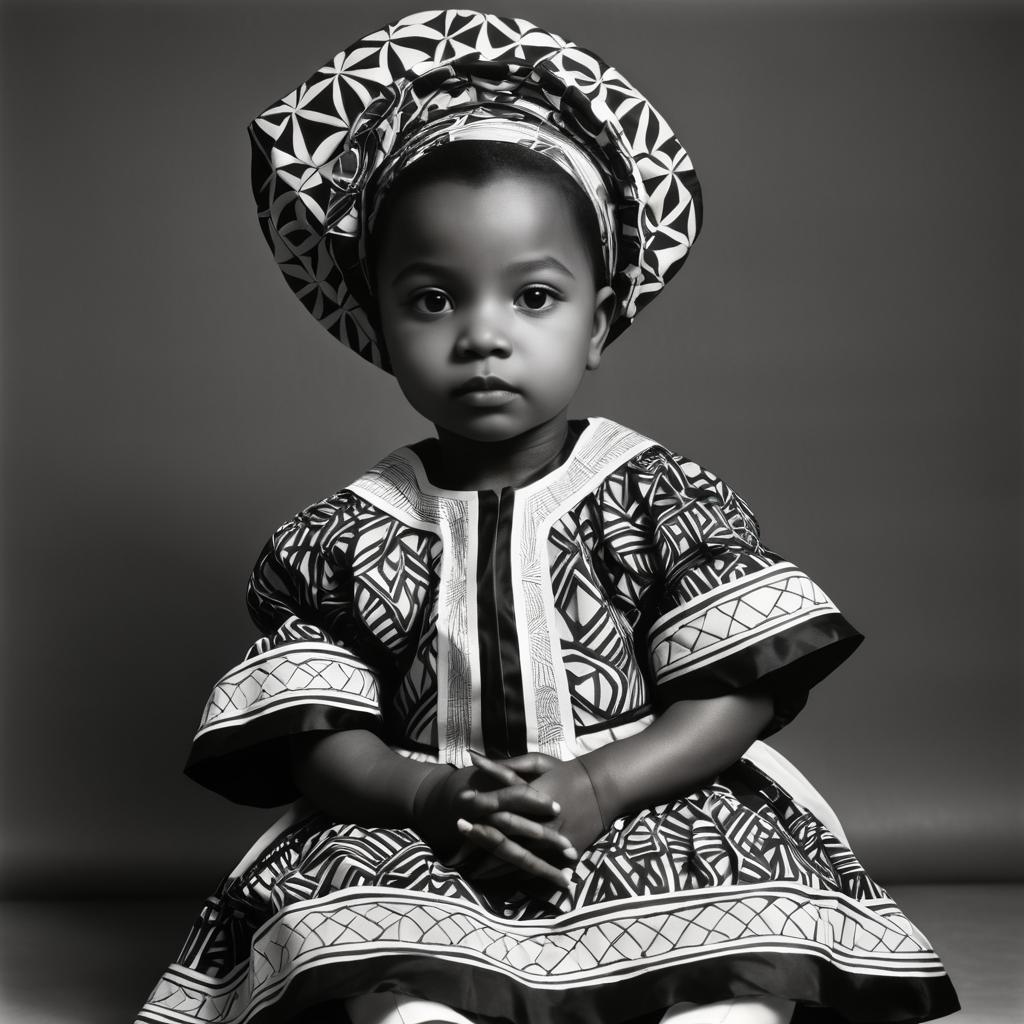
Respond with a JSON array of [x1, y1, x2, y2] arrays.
[[453, 309, 511, 361]]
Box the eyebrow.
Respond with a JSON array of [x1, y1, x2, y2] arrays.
[[391, 255, 576, 287], [505, 256, 576, 279], [390, 262, 452, 287]]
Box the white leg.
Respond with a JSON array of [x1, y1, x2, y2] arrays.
[[345, 992, 477, 1024], [659, 996, 795, 1024]]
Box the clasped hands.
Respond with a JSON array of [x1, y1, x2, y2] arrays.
[[412, 751, 606, 890]]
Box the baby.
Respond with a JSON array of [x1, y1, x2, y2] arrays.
[[137, 11, 959, 1024]]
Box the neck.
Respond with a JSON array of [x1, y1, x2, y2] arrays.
[[432, 415, 572, 491]]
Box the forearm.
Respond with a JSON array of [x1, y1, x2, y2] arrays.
[[290, 729, 447, 827], [578, 692, 774, 823]]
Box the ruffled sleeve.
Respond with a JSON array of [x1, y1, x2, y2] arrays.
[[184, 493, 386, 806], [641, 451, 863, 736]]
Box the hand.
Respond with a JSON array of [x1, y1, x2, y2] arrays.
[[454, 752, 606, 887], [447, 752, 578, 889], [519, 755, 607, 858], [411, 758, 566, 875]]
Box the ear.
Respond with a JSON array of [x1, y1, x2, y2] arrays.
[[586, 286, 617, 370]]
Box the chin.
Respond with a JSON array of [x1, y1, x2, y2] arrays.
[[447, 421, 526, 443], [438, 411, 547, 443]]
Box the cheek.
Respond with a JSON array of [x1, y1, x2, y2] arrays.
[[379, 316, 425, 370], [542, 312, 599, 371], [387, 338, 451, 407]]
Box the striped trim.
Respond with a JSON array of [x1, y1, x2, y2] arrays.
[[194, 642, 381, 736], [513, 418, 657, 758], [137, 883, 951, 1024], [649, 563, 839, 684], [476, 487, 525, 756], [349, 453, 482, 764], [346, 419, 658, 764]]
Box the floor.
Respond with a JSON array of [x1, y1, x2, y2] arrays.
[[0, 885, 1019, 1023]]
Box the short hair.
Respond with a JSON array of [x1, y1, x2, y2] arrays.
[[367, 140, 608, 288]]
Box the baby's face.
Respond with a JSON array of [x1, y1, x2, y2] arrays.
[[374, 174, 614, 445]]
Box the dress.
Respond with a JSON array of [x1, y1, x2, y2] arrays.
[[137, 418, 958, 1024]]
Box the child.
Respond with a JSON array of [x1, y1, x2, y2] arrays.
[[137, 10, 959, 1024]]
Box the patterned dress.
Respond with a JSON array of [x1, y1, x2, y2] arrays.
[[137, 419, 958, 1024]]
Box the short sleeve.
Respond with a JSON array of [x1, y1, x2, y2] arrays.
[[184, 494, 386, 806], [642, 452, 863, 736]]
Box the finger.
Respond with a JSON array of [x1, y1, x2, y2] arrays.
[[457, 819, 571, 889], [480, 811, 578, 859], [498, 752, 563, 779], [461, 785, 560, 820], [467, 750, 525, 787]]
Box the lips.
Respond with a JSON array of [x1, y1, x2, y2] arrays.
[[453, 375, 518, 397]]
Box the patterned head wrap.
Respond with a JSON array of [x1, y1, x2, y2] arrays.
[[249, 9, 702, 372]]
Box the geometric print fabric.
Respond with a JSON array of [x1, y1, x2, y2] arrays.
[[548, 518, 646, 732], [196, 641, 382, 734], [148, 420, 960, 1022], [185, 419, 859, 804], [649, 565, 840, 685], [248, 9, 702, 370], [137, 759, 954, 1024]]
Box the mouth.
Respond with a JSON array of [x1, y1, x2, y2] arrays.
[[453, 375, 518, 397]]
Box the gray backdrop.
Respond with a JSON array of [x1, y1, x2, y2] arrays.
[[1, 0, 1020, 895]]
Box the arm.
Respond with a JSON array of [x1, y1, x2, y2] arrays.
[[290, 728, 441, 827], [462, 691, 773, 871], [464, 455, 856, 866], [577, 690, 774, 824], [290, 729, 573, 885]]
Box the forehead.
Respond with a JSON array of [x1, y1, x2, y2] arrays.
[[374, 174, 591, 272]]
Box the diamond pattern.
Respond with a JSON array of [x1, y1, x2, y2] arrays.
[[139, 760, 948, 1023], [649, 566, 839, 684], [197, 643, 380, 730]]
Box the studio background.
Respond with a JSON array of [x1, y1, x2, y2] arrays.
[[1, 0, 1020, 897]]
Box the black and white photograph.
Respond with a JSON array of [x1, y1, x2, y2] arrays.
[[0, 2, 1020, 1022]]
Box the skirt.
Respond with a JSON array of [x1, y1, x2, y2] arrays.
[[135, 743, 958, 1024]]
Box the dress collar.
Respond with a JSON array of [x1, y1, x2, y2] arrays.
[[348, 418, 657, 517]]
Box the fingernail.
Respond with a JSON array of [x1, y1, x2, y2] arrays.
[[459, 789, 477, 800], [456, 818, 472, 833], [564, 846, 578, 859], [551, 802, 561, 814], [561, 868, 573, 881]]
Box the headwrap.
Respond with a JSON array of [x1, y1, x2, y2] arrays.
[[249, 9, 702, 372]]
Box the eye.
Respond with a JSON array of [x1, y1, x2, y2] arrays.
[[517, 286, 557, 311], [411, 289, 452, 315]]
